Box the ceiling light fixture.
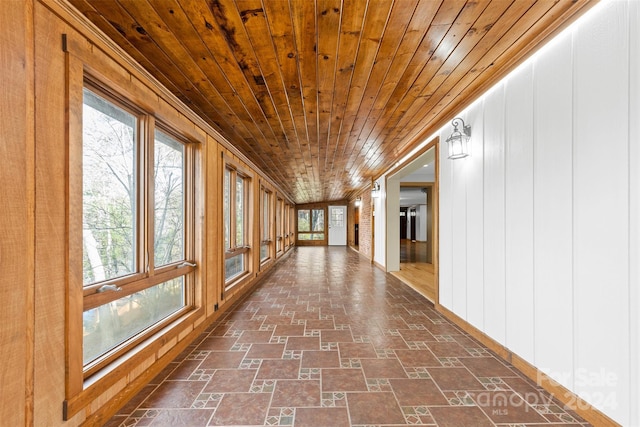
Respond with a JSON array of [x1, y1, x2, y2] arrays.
[[446, 117, 471, 159]]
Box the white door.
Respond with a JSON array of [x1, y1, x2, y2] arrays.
[[328, 205, 347, 246]]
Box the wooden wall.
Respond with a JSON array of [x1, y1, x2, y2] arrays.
[[437, 1, 639, 425], [0, 2, 34, 426], [0, 0, 294, 425]]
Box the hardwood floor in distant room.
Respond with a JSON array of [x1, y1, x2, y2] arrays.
[[393, 240, 436, 302]]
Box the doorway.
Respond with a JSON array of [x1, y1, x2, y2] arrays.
[[328, 205, 347, 246], [386, 142, 438, 303]]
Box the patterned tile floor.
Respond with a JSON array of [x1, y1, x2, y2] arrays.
[[106, 246, 591, 427]]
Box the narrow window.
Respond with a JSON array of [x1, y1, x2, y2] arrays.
[[224, 165, 250, 286], [260, 187, 272, 262]]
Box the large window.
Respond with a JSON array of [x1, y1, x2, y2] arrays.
[[224, 165, 250, 285], [297, 208, 325, 241], [81, 86, 195, 375], [260, 186, 272, 263]]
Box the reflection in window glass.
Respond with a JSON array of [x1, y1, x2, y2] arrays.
[[225, 254, 244, 281], [224, 168, 231, 250], [82, 89, 137, 285], [154, 131, 184, 266], [312, 209, 324, 232], [236, 175, 244, 247], [83, 277, 185, 365]]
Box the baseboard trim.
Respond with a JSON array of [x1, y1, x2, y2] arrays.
[[435, 303, 621, 427]]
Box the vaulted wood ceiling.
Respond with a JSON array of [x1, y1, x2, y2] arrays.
[[69, 0, 593, 204]]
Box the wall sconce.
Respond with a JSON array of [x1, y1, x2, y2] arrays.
[[371, 181, 381, 198], [355, 196, 362, 207], [446, 117, 471, 159]]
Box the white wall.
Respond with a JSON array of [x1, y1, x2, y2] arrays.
[[417, 204, 427, 241], [438, 1, 639, 425], [373, 179, 386, 267]]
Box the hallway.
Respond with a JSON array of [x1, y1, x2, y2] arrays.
[[106, 247, 589, 427]]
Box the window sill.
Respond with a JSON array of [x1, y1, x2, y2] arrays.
[[63, 306, 204, 420]]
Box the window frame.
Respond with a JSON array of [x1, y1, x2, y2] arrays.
[[223, 160, 252, 288], [78, 82, 198, 378], [260, 184, 273, 264], [276, 196, 284, 255], [295, 205, 328, 245]]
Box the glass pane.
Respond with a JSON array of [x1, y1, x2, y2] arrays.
[[235, 176, 244, 247], [260, 243, 268, 261], [225, 253, 244, 281], [297, 210, 310, 232], [331, 208, 344, 227], [312, 233, 325, 240], [312, 209, 324, 232], [224, 169, 231, 250], [262, 191, 269, 240], [83, 277, 185, 365], [154, 130, 184, 266], [82, 89, 137, 285], [298, 233, 311, 241]]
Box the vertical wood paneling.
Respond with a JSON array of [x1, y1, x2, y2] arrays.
[[465, 104, 484, 330], [482, 85, 506, 343], [504, 64, 535, 362], [0, 2, 32, 426], [33, 4, 72, 425], [629, 2, 640, 424], [533, 33, 574, 389], [573, 1, 630, 422]]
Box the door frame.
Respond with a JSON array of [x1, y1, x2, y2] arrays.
[[328, 205, 347, 246], [384, 138, 439, 304]]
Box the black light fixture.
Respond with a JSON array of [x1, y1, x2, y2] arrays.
[[446, 117, 471, 159], [371, 181, 381, 198]]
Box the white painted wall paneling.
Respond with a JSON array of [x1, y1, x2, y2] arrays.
[[572, 2, 630, 422], [504, 63, 536, 364], [532, 30, 574, 391], [481, 85, 507, 344]]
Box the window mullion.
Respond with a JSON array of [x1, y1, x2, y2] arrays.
[[143, 115, 154, 277]]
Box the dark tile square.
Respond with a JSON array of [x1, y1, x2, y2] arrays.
[[361, 358, 407, 379], [346, 392, 405, 425], [321, 368, 367, 391], [395, 349, 440, 367], [209, 393, 270, 426], [246, 343, 285, 359], [389, 378, 448, 405], [141, 381, 206, 408], [429, 406, 494, 427], [271, 380, 321, 407], [301, 350, 340, 368], [198, 351, 245, 369], [202, 369, 256, 393], [256, 359, 300, 379], [294, 407, 349, 427], [285, 336, 320, 350]]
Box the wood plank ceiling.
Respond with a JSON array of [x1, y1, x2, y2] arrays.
[[69, 0, 593, 204]]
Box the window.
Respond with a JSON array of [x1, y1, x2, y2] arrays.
[[81, 86, 195, 375], [260, 187, 272, 262], [224, 165, 250, 285], [276, 197, 283, 254], [297, 208, 325, 241]]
